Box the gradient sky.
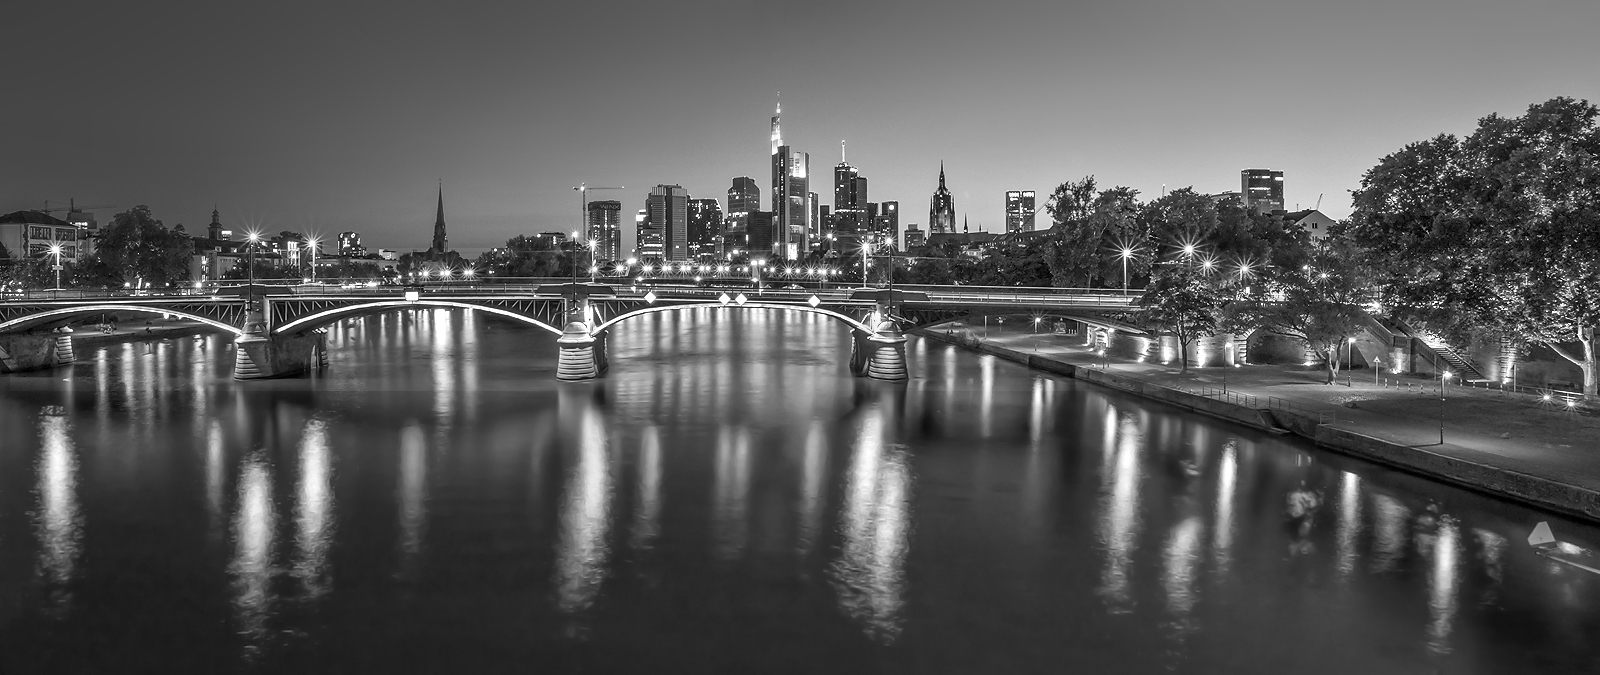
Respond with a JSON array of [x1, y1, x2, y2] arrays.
[[5, 0, 1598, 256]]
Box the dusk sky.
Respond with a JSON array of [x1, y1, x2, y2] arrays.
[[5, 0, 1598, 256]]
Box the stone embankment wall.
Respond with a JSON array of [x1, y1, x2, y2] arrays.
[[919, 328, 1600, 522]]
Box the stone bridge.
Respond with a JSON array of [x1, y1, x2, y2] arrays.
[[0, 284, 1140, 381]]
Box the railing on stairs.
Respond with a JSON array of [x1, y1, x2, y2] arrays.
[[1412, 330, 1488, 382]]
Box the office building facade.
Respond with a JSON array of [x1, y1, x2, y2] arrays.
[[873, 201, 900, 252], [1241, 169, 1285, 213], [1005, 190, 1036, 233], [687, 198, 722, 261], [587, 200, 623, 262], [644, 184, 689, 261]]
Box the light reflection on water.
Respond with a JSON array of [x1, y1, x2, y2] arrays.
[[0, 307, 1597, 672]]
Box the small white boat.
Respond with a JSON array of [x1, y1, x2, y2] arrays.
[[1528, 521, 1600, 575]]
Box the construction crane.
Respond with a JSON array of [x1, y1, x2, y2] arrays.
[[40, 199, 116, 215]]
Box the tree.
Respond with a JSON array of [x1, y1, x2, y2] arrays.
[[1230, 239, 1370, 384], [1348, 97, 1600, 399], [1044, 176, 1098, 226], [1138, 265, 1225, 373], [87, 206, 194, 288]]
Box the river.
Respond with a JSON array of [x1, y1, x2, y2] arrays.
[[1, 308, 1596, 673]]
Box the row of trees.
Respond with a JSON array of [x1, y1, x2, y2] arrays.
[[0, 206, 194, 289]]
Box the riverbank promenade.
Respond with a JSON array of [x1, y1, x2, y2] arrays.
[[933, 322, 1600, 518]]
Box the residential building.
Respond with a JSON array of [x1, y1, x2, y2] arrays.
[[0, 211, 81, 263], [1005, 190, 1036, 233], [1282, 209, 1336, 242]]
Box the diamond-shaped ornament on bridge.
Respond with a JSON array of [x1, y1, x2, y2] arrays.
[[718, 292, 731, 306], [808, 294, 821, 308], [644, 291, 657, 304], [735, 293, 748, 306]]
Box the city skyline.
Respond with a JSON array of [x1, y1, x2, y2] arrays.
[[5, 1, 1599, 255]]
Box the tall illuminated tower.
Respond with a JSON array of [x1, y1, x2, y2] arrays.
[[768, 97, 810, 259]]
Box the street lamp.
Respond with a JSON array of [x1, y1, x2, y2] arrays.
[[1346, 336, 1357, 387], [305, 237, 319, 283], [1118, 246, 1136, 295], [48, 243, 63, 291], [247, 231, 262, 286], [1033, 316, 1041, 352], [1439, 371, 1453, 445]]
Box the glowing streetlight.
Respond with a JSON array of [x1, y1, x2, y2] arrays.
[[1117, 247, 1136, 295], [1439, 371, 1453, 445], [305, 237, 319, 283], [48, 243, 63, 290], [246, 231, 263, 286]]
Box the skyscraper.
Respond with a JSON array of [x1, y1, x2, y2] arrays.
[[634, 208, 657, 259], [645, 185, 689, 261], [725, 177, 761, 258], [769, 100, 810, 259], [687, 198, 722, 261], [728, 177, 761, 213], [929, 163, 956, 234], [587, 200, 622, 262], [1005, 190, 1036, 233], [833, 145, 871, 244], [432, 183, 447, 256], [1241, 169, 1285, 213], [873, 201, 900, 252]]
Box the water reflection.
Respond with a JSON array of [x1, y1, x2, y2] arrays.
[[1211, 442, 1237, 577], [830, 400, 913, 644], [630, 425, 662, 551], [1336, 471, 1362, 578], [796, 420, 828, 556], [231, 455, 277, 648], [1425, 516, 1460, 655], [398, 422, 427, 576], [1098, 407, 1144, 609], [712, 427, 751, 561], [294, 419, 334, 599], [35, 410, 82, 616], [553, 391, 612, 615]]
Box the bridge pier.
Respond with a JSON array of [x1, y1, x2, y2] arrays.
[[863, 320, 909, 381], [0, 332, 73, 373], [234, 332, 327, 380], [556, 321, 604, 381]]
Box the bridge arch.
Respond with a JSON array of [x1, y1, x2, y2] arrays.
[[591, 302, 877, 335], [272, 300, 564, 336], [0, 304, 246, 336]]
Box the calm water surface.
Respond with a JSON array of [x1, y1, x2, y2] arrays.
[[1, 309, 1597, 673]]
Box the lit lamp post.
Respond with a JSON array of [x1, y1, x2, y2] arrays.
[[48, 243, 63, 291], [1347, 336, 1357, 387], [247, 231, 262, 286], [1118, 246, 1136, 295], [1033, 316, 1041, 352], [305, 237, 319, 283], [1439, 370, 1453, 445]]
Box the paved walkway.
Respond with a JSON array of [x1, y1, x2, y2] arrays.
[[939, 322, 1600, 494]]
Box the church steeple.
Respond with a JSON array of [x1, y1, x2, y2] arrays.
[[939, 161, 946, 188], [208, 206, 222, 241], [432, 182, 447, 254]]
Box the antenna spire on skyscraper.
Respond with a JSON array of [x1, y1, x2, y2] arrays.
[[841, 139, 845, 164]]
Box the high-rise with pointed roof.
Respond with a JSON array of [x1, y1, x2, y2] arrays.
[[432, 184, 448, 256], [768, 97, 810, 260], [929, 163, 956, 234]]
